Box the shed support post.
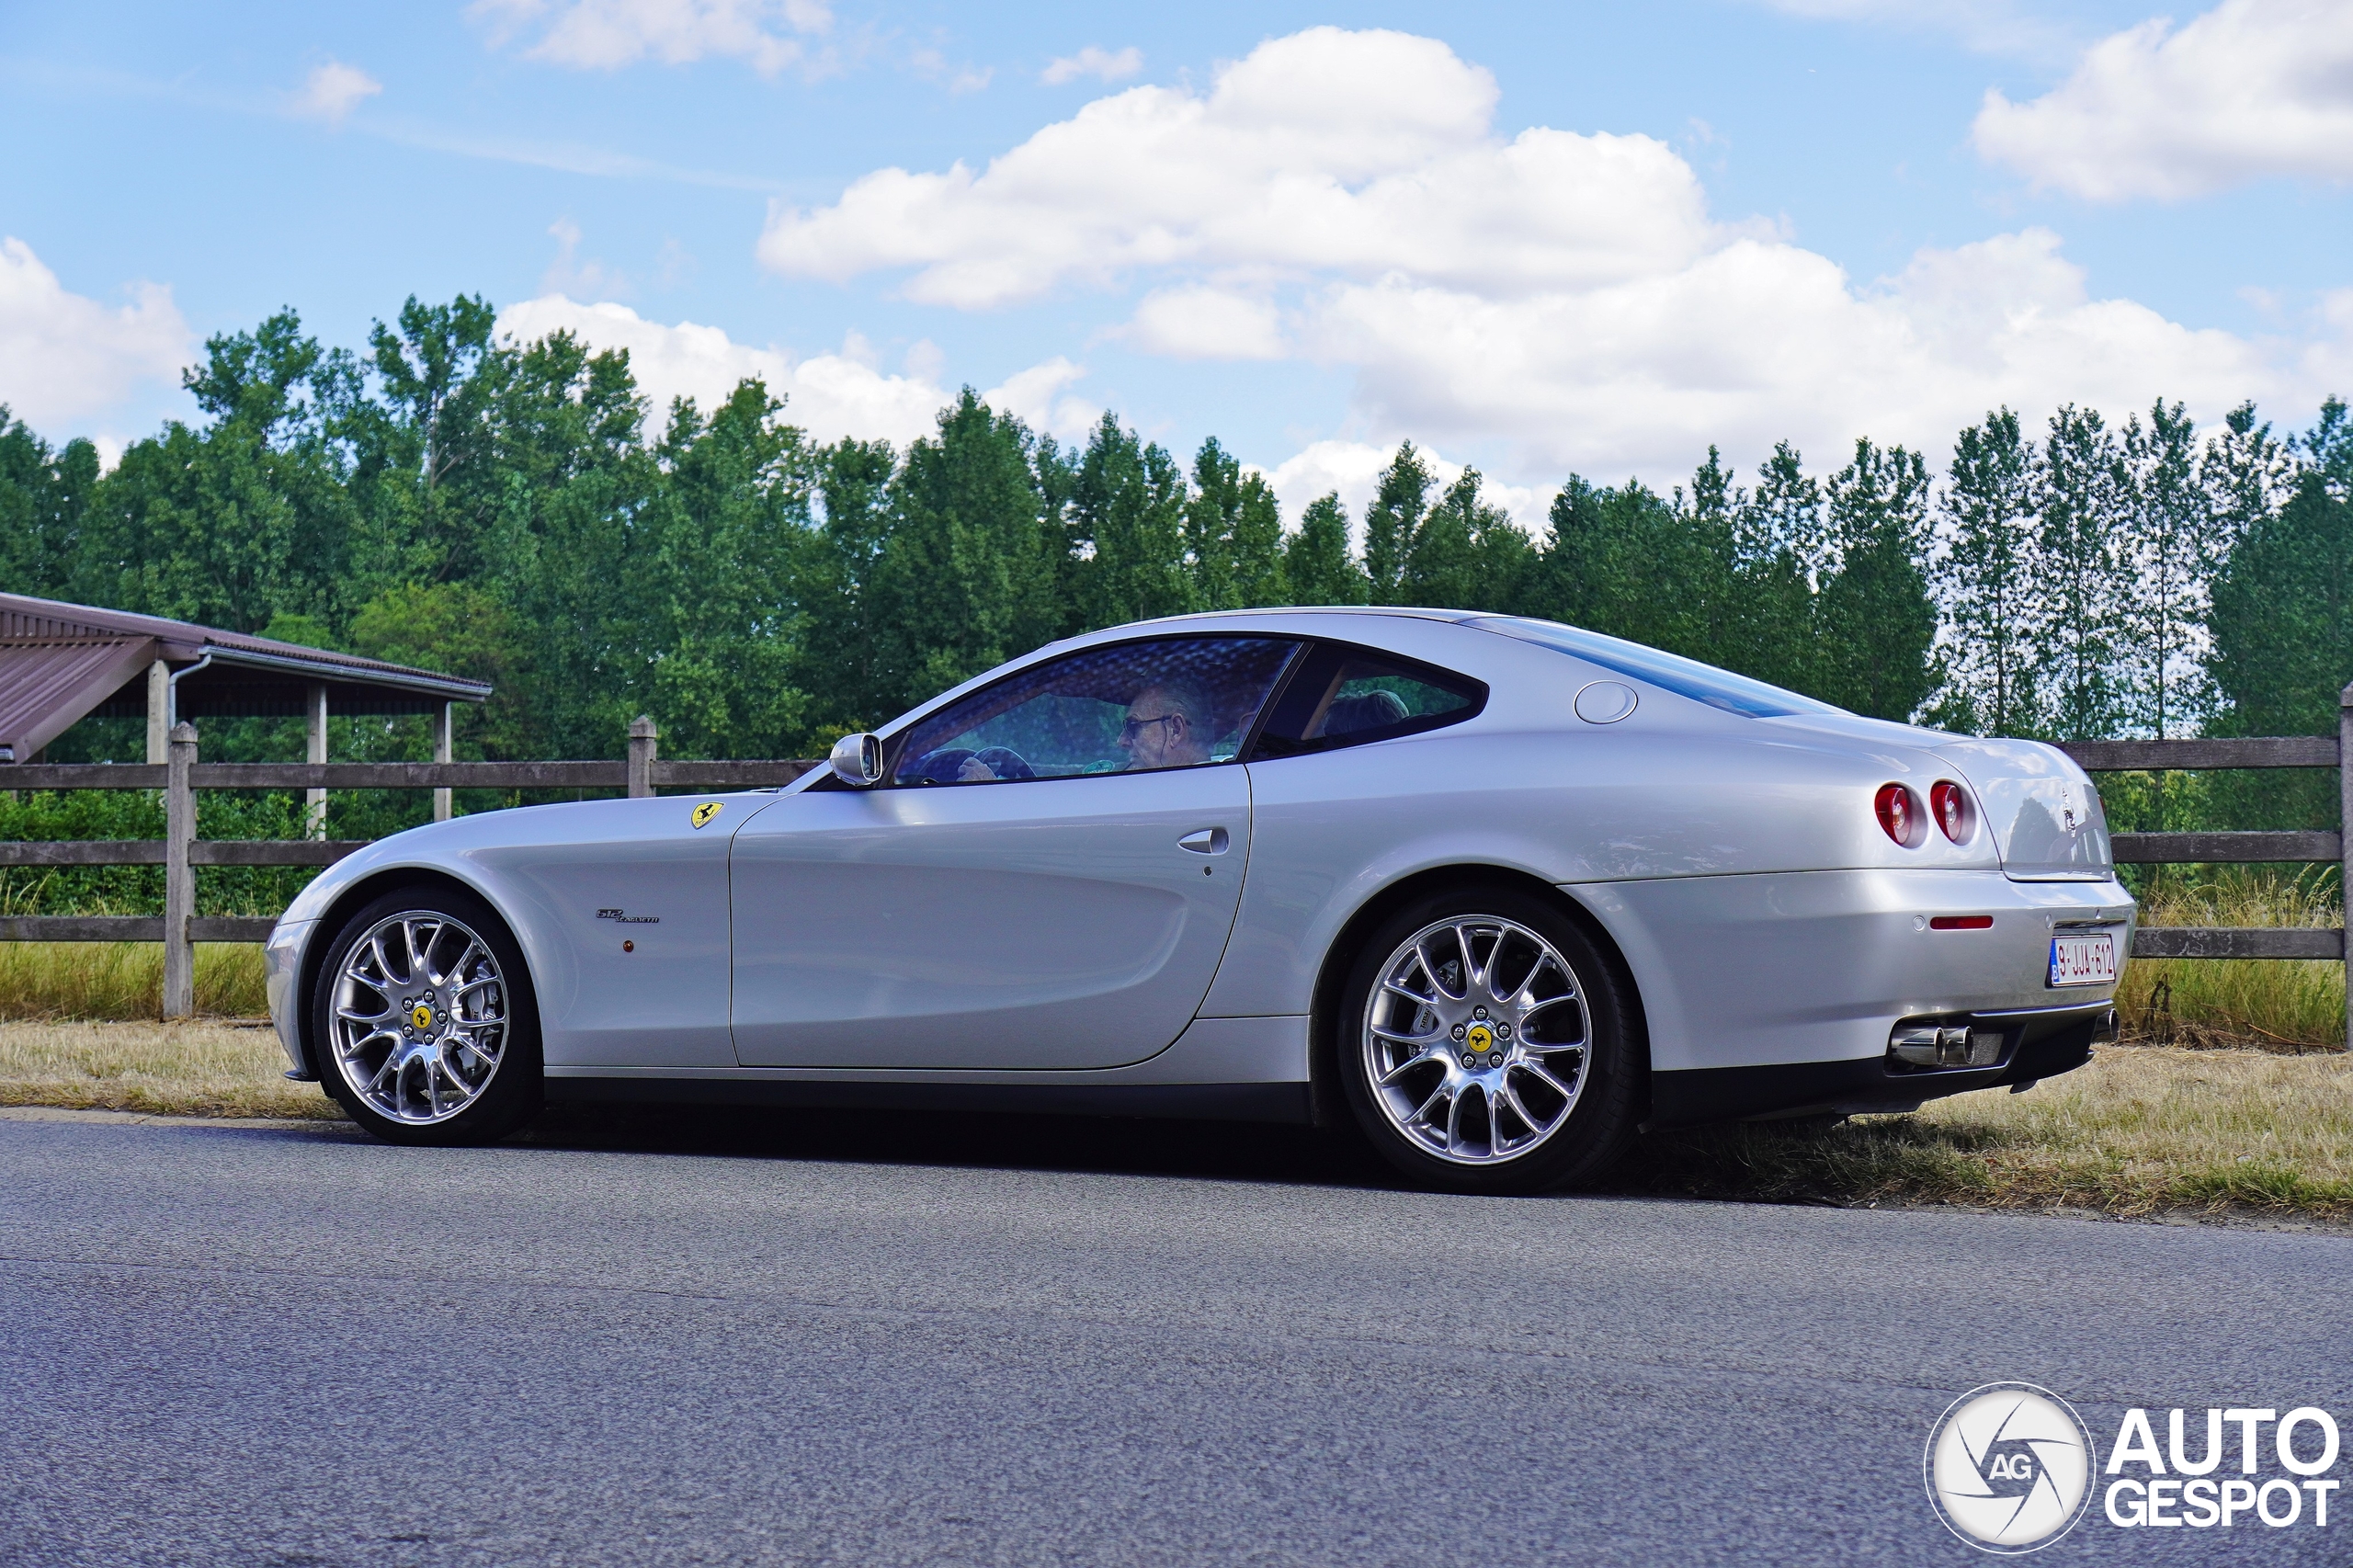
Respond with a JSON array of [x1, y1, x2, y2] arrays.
[[2340, 682, 2353, 1052], [163, 722, 197, 1019], [434, 703, 454, 823], [305, 683, 328, 840], [627, 717, 657, 799], [145, 660, 169, 764]]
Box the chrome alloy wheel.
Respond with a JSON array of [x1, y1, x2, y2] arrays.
[[1361, 915, 1591, 1165], [329, 912, 510, 1126]]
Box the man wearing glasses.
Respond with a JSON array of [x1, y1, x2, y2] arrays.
[[1114, 681, 1215, 770]]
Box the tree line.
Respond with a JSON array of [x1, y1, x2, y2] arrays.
[[4, 295, 2350, 790]]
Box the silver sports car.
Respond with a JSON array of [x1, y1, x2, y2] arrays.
[[266, 608, 2131, 1192]]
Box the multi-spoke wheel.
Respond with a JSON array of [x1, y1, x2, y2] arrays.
[[312, 887, 541, 1145], [1337, 887, 1639, 1193]]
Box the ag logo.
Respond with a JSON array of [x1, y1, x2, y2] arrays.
[[1925, 1383, 2095, 1553], [689, 801, 723, 830]]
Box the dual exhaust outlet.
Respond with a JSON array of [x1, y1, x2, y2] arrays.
[[1889, 1007, 2119, 1070]]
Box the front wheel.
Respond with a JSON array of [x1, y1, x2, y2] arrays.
[[311, 886, 542, 1145], [1337, 887, 1641, 1195]]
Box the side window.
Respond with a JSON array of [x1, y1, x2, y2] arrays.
[[889, 637, 1301, 785], [1248, 643, 1485, 759]]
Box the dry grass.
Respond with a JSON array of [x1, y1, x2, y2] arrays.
[[0, 1018, 341, 1119], [2119, 869, 2345, 1052], [1619, 1043, 2353, 1222], [0, 943, 267, 1021]]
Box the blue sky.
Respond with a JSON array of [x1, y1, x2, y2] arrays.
[[4, 0, 2348, 523]]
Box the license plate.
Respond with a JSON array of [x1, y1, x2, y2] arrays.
[[2049, 933, 2117, 987]]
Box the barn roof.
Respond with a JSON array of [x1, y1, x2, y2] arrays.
[[0, 593, 491, 763]]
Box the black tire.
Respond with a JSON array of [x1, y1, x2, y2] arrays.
[[311, 884, 543, 1146], [1336, 884, 1642, 1195]]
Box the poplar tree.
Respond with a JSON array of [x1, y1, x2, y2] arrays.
[[1283, 493, 1368, 605], [2035, 405, 2129, 741], [1362, 443, 1432, 601], [1816, 438, 1938, 721], [1938, 409, 2043, 736], [2117, 401, 2212, 742]]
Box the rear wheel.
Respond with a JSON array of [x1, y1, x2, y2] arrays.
[[312, 886, 542, 1145], [1337, 886, 1640, 1194]]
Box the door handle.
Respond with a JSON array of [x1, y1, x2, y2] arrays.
[[1177, 827, 1230, 855]]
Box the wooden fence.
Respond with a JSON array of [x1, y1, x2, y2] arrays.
[[0, 720, 814, 1015], [4, 710, 2349, 1029]]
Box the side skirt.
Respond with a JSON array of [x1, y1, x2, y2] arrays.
[[542, 1075, 1314, 1126]]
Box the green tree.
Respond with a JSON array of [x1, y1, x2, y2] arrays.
[[1936, 409, 2043, 736], [1815, 438, 1938, 721], [1362, 443, 1432, 602], [0, 410, 98, 598], [1400, 468, 1531, 610], [1067, 412, 1190, 631], [2035, 405, 2129, 741], [864, 391, 1061, 715], [1283, 493, 1367, 605], [2117, 400, 2213, 742]]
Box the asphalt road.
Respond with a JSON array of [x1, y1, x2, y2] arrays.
[[2, 1106, 2348, 1568]]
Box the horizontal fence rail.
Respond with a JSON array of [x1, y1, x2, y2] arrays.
[[0, 716, 818, 1016]]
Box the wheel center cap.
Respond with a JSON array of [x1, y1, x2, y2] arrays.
[[411, 1002, 436, 1031], [1464, 1022, 1495, 1052]]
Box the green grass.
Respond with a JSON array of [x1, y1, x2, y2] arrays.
[[2120, 868, 2345, 1051], [0, 944, 266, 1021]]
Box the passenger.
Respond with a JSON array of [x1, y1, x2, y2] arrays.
[[1118, 680, 1214, 770]]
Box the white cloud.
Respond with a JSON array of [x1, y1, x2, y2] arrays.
[[1116, 285, 1284, 360], [1041, 45, 1142, 85], [494, 296, 1098, 453], [1972, 0, 2353, 200], [473, 0, 833, 76], [756, 25, 2353, 490], [0, 238, 189, 435], [1263, 440, 1553, 540], [758, 28, 1720, 309], [982, 357, 1099, 441], [293, 61, 382, 124], [541, 218, 630, 300]]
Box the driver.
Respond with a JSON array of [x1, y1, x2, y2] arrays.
[[1117, 680, 1213, 770]]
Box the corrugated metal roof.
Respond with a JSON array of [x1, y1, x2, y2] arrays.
[[0, 638, 160, 760], [0, 594, 492, 699], [0, 593, 492, 761]]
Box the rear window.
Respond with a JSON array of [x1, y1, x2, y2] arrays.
[[1465, 616, 1838, 720], [1249, 643, 1486, 758]]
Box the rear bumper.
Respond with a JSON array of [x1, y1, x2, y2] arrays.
[[1644, 997, 2110, 1130]]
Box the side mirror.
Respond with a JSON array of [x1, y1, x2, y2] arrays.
[[829, 732, 884, 788]]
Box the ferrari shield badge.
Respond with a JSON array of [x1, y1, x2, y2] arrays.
[[689, 801, 723, 830]]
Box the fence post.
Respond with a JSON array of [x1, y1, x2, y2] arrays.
[[627, 716, 657, 799], [2341, 684, 2353, 1053], [162, 722, 197, 1019], [304, 683, 328, 840], [144, 659, 169, 764], [433, 701, 453, 823]]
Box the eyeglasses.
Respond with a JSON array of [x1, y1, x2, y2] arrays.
[[1119, 713, 1181, 740]]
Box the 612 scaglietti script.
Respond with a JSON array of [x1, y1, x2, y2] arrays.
[[264, 608, 2130, 1194]]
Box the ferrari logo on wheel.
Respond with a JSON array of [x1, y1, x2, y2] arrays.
[[690, 801, 723, 830], [1465, 1023, 1494, 1052], [411, 1004, 434, 1030]]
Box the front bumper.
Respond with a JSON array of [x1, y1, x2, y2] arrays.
[[263, 919, 315, 1077]]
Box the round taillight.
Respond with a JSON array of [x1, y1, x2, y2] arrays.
[[1930, 779, 1971, 843], [1874, 783, 1920, 846]]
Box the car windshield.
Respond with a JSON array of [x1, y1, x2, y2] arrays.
[[1465, 616, 1840, 719]]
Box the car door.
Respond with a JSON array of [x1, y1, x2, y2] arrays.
[[729, 635, 1301, 1070]]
